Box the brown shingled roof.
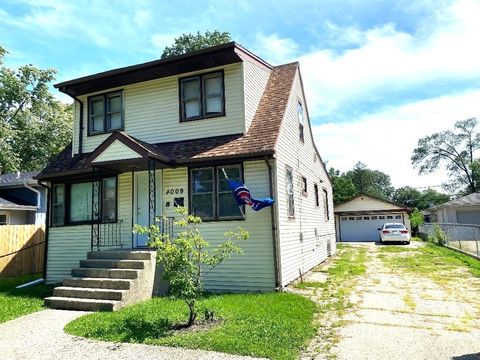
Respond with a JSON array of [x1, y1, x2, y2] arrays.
[[36, 63, 299, 180]]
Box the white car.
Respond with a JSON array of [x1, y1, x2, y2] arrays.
[[378, 223, 410, 244]]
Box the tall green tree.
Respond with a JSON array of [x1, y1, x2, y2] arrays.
[[161, 31, 232, 59], [411, 118, 480, 195], [329, 168, 356, 204], [345, 162, 394, 200], [393, 186, 450, 210], [0, 46, 72, 173]]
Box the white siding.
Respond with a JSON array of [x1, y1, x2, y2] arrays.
[[46, 225, 91, 283], [335, 196, 404, 212], [243, 61, 270, 131], [74, 63, 244, 154], [92, 140, 142, 163], [274, 69, 336, 287], [161, 162, 275, 291]]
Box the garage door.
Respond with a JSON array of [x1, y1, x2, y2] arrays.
[[457, 211, 480, 225], [339, 214, 404, 242]]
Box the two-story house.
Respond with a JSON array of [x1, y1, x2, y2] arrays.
[[38, 42, 336, 311]]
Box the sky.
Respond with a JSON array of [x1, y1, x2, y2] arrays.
[[1, 0, 479, 191]]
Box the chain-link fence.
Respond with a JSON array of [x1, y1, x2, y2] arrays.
[[419, 223, 480, 258]]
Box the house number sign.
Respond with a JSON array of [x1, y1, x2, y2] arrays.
[[165, 188, 184, 195]]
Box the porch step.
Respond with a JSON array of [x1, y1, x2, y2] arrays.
[[63, 277, 132, 290], [71, 268, 139, 279], [44, 296, 120, 311], [47, 249, 157, 312], [79, 259, 146, 269], [87, 250, 152, 261], [53, 286, 125, 301]]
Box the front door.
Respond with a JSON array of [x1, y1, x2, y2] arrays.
[[135, 172, 149, 247]]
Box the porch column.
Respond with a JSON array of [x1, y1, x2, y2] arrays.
[[91, 166, 101, 251], [148, 158, 156, 226]]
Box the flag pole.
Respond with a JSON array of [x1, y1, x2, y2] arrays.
[[221, 168, 246, 219]]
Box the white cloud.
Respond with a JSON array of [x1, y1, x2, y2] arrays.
[[150, 33, 177, 52], [299, 0, 480, 118], [254, 33, 299, 64], [313, 90, 480, 190]]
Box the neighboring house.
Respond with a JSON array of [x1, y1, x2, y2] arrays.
[[37, 42, 336, 303], [334, 194, 411, 242], [0, 171, 46, 226], [426, 192, 480, 225]]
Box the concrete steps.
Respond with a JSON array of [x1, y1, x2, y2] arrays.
[[45, 250, 156, 312], [44, 297, 121, 311]]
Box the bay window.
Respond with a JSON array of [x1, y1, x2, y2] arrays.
[[190, 164, 243, 221], [180, 71, 225, 121]]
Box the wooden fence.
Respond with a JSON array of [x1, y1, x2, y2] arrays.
[[0, 225, 45, 278]]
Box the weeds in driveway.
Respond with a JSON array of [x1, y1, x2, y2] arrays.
[[378, 239, 480, 283], [300, 245, 368, 359], [65, 292, 316, 360], [0, 274, 53, 324]]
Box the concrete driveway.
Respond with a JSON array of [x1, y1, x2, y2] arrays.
[[304, 242, 480, 360]]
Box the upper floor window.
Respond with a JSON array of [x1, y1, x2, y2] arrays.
[[180, 71, 225, 121], [88, 92, 123, 135], [297, 101, 304, 142]]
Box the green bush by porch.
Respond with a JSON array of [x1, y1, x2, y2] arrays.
[[65, 292, 317, 360]]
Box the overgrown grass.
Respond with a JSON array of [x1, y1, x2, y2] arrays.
[[0, 274, 53, 324], [378, 239, 480, 282], [65, 292, 316, 360]]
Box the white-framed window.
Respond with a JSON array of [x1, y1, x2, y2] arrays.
[[0, 212, 9, 225], [297, 101, 304, 142], [286, 167, 295, 217], [180, 71, 225, 121], [314, 183, 319, 207], [395, 215, 402, 219]]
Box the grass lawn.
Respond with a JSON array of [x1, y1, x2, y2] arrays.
[[0, 274, 53, 324], [65, 292, 317, 360]]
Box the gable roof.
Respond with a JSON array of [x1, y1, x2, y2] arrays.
[[0, 171, 40, 188], [55, 42, 271, 97], [428, 192, 480, 211], [37, 63, 299, 180], [334, 194, 410, 213]]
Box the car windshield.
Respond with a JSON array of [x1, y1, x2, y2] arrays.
[[385, 224, 405, 229]]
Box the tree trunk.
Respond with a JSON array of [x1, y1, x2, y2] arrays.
[[187, 301, 196, 326]]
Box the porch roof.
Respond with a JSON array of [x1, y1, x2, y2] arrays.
[[36, 62, 299, 180]]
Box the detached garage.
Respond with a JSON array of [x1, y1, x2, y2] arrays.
[[334, 194, 411, 242]]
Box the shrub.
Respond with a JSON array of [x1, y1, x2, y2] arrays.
[[134, 207, 248, 326]]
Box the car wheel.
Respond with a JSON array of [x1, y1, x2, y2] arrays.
[[405, 241, 410, 245]]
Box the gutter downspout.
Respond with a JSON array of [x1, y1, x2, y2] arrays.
[[38, 181, 50, 281], [62, 87, 83, 156], [265, 157, 282, 289], [23, 181, 41, 209]]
